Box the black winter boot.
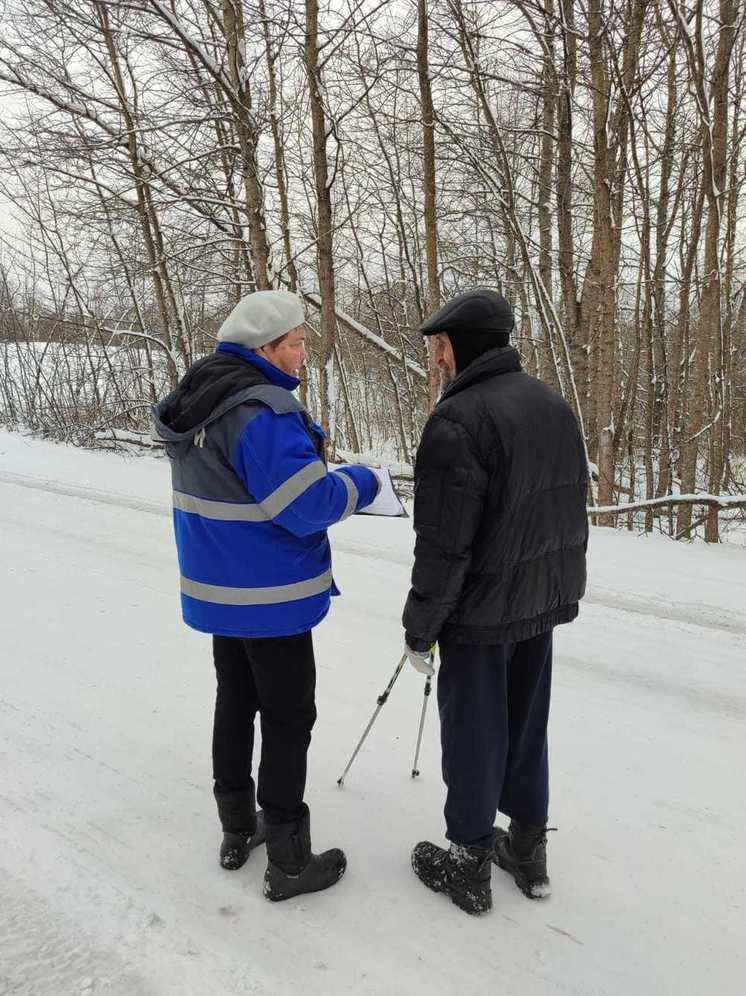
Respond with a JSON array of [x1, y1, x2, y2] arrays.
[[214, 785, 266, 870], [493, 821, 553, 899], [411, 841, 492, 915], [263, 807, 346, 902]]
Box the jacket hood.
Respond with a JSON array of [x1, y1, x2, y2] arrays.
[[152, 352, 270, 453]]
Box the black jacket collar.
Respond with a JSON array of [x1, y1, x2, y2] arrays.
[[438, 346, 522, 405]]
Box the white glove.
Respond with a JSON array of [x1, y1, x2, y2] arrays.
[[405, 643, 435, 677]]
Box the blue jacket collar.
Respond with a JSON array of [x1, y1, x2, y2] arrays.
[[216, 341, 300, 391]]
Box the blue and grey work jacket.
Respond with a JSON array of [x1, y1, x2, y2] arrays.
[[152, 345, 378, 638]]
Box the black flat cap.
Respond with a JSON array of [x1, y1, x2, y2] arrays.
[[419, 287, 514, 337]]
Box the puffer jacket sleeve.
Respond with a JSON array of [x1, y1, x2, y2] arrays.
[[403, 412, 488, 645], [232, 407, 378, 537]]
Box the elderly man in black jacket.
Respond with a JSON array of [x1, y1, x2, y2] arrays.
[[403, 288, 588, 916]]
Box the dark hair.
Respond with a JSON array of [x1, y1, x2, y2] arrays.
[[267, 330, 290, 348], [268, 322, 307, 348]]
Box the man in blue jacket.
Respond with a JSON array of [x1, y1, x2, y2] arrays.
[[153, 290, 379, 902]]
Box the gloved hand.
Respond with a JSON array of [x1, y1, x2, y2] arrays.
[[404, 634, 436, 676]]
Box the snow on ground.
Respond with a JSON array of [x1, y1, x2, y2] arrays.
[[1, 429, 744, 996]]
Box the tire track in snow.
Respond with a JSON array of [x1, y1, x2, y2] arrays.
[[559, 652, 746, 719], [2, 469, 745, 637], [0, 870, 153, 996], [0, 470, 167, 518], [582, 587, 746, 638]]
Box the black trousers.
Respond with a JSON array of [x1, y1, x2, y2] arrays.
[[212, 631, 316, 826], [437, 630, 553, 847]]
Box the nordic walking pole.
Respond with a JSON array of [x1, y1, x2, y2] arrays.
[[337, 654, 407, 787], [411, 675, 432, 778]]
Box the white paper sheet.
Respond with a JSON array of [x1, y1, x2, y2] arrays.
[[335, 465, 408, 517]]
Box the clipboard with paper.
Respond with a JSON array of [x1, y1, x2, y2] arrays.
[[336, 465, 408, 517]]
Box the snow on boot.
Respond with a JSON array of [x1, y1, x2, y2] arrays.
[[214, 785, 266, 870], [493, 821, 554, 899], [263, 806, 346, 902], [411, 841, 492, 915]]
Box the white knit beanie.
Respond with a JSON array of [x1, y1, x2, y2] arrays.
[[217, 290, 305, 349]]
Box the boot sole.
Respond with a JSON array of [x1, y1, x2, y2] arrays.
[[412, 863, 491, 916], [263, 862, 346, 902], [450, 890, 492, 915]]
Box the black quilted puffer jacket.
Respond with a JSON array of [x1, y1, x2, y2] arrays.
[[403, 346, 588, 647]]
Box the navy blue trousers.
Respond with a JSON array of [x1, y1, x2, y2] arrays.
[[437, 630, 552, 847]]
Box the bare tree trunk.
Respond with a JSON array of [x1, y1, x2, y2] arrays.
[[653, 30, 680, 498], [223, 0, 271, 290], [721, 31, 746, 491], [538, 0, 557, 385], [584, 0, 618, 518], [670, 0, 738, 540], [259, 0, 299, 293], [556, 0, 580, 384], [703, 2, 738, 541], [667, 184, 704, 496], [305, 0, 337, 441], [417, 0, 441, 407]]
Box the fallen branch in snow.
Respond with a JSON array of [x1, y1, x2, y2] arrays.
[[588, 493, 746, 515], [301, 292, 426, 381], [93, 427, 162, 449]]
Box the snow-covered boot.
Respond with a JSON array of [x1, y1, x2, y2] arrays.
[[214, 785, 266, 870], [263, 806, 346, 902], [411, 841, 492, 915], [493, 821, 553, 899]]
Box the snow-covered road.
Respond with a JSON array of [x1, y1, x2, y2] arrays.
[[1, 431, 744, 996]]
